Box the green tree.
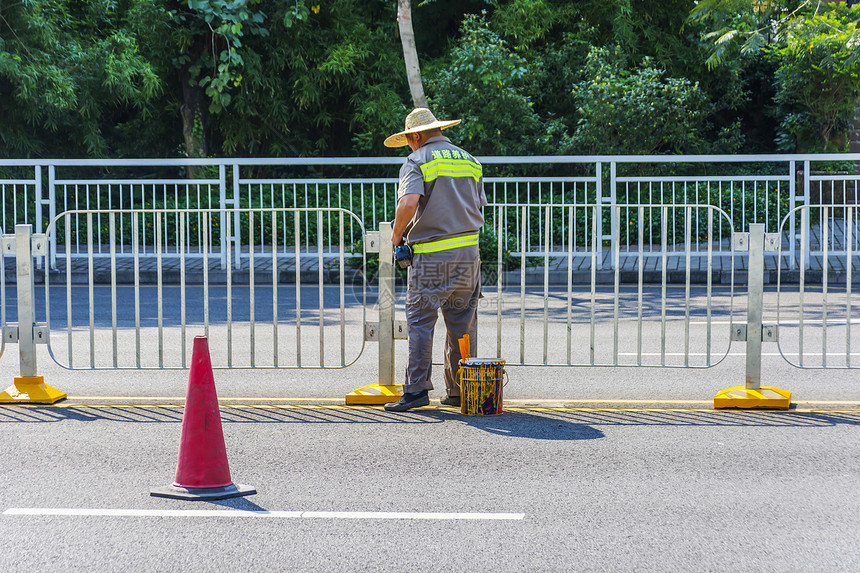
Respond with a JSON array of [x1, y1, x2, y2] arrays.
[[687, 0, 797, 70], [569, 46, 727, 155], [485, 0, 746, 153], [689, 0, 860, 151], [123, 0, 406, 159], [771, 5, 860, 151], [129, 0, 269, 160], [213, 0, 408, 157], [0, 0, 160, 157], [426, 13, 568, 156]]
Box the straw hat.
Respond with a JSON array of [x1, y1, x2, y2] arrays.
[[384, 108, 461, 148]]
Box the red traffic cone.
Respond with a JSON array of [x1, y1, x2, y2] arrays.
[[151, 336, 256, 500]]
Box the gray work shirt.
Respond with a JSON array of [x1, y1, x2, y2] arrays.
[[397, 135, 488, 245]]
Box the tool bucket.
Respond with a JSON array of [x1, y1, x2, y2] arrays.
[[458, 358, 506, 416]]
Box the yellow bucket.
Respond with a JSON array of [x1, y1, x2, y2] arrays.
[[458, 358, 506, 416]]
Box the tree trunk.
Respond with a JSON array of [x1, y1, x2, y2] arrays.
[[180, 70, 207, 156], [179, 38, 208, 177], [397, 0, 427, 109]]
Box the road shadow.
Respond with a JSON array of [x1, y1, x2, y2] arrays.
[[417, 409, 604, 441], [526, 408, 860, 428], [0, 405, 449, 424], [0, 403, 605, 442], [2, 405, 859, 433], [207, 497, 268, 512]]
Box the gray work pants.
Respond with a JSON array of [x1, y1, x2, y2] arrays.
[[404, 244, 480, 395]]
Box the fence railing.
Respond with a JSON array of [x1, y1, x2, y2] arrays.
[[0, 201, 857, 407], [2, 154, 858, 269], [778, 204, 859, 369], [478, 204, 735, 367], [40, 208, 367, 370]]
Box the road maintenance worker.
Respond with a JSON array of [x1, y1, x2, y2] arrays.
[[383, 108, 487, 412]]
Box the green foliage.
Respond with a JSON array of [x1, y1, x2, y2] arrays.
[[515, 30, 593, 137], [0, 0, 161, 156], [123, 0, 270, 159], [283, 1, 311, 28], [132, 0, 268, 114], [613, 182, 793, 244], [686, 0, 799, 70], [426, 13, 568, 156], [183, 0, 269, 114], [570, 47, 728, 155], [214, 0, 408, 156], [770, 4, 860, 152], [689, 1, 860, 152], [478, 226, 516, 278], [1, 0, 857, 158], [490, 0, 560, 49]]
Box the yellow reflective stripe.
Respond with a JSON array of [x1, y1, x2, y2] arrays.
[[412, 234, 479, 254], [421, 164, 482, 181], [421, 161, 482, 176], [413, 239, 479, 254], [415, 233, 479, 249], [420, 158, 482, 182]]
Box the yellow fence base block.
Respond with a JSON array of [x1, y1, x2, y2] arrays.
[[714, 386, 791, 410], [345, 383, 403, 405], [0, 376, 67, 404]]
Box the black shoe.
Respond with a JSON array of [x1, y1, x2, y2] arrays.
[[440, 395, 461, 407], [384, 391, 429, 412]]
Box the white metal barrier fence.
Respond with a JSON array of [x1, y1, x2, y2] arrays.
[[0, 199, 857, 404], [476, 203, 735, 367], [777, 204, 859, 369], [38, 208, 367, 369]]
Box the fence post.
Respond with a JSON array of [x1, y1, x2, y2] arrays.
[[219, 165, 228, 269], [378, 222, 395, 386], [47, 165, 58, 270], [34, 166, 43, 271], [344, 221, 403, 404], [232, 164, 241, 269], [788, 160, 796, 269], [0, 224, 66, 403], [714, 223, 790, 409], [595, 161, 604, 270], [608, 161, 617, 270], [745, 223, 765, 389], [803, 160, 811, 269]]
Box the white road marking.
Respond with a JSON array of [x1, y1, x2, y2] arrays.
[[2, 508, 525, 521]]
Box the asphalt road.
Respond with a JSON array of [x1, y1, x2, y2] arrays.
[[1, 404, 859, 571]]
